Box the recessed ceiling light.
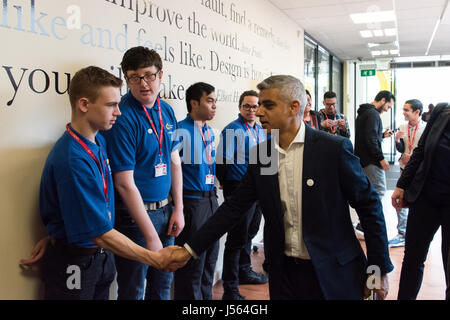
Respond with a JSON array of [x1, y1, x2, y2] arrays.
[[372, 51, 381, 56], [350, 10, 396, 24], [384, 28, 397, 36], [360, 30, 373, 38], [373, 29, 384, 37]]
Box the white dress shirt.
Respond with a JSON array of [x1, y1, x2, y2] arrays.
[[274, 123, 310, 259]]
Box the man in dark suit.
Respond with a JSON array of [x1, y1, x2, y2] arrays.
[[392, 102, 450, 300], [167, 75, 393, 299]]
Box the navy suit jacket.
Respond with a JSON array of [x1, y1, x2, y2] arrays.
[[187, 125, 393, 299]]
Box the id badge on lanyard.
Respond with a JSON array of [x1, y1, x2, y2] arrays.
[[155, 157, 167, 177], [205, 174, 215, 185]]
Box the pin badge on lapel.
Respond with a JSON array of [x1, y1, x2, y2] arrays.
[[148, 129, 153, 134], [307, 179, 314, 187]]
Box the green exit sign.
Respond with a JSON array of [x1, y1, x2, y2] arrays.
[[361, 69, 376, 77]]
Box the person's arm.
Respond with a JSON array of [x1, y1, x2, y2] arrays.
[[338, 138, 393, 276], [113, 171, 163, 251], [92, 229, 185, 272], [168, 150, 184, 237]]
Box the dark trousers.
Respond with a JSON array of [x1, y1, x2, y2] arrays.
[[222, 181, 263, 292], [42, 242, 115, 300], [398, 192, 450, 300], [174, 191, 220, 300], [278, 256, 324, 300]]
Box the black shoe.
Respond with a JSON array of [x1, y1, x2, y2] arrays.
[[222, 291, 245, 300], [239, 270, 268, 285]]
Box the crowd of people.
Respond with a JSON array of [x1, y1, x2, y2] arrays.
[[20, 46, 449, 301]]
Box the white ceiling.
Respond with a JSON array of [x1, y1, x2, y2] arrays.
[[269, 0, 450, 60]]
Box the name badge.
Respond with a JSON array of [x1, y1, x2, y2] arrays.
[[155, 163, 167, 177], [205, 174, 215, 185]]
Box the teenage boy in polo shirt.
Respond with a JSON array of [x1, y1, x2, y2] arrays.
[[102, 47, 184, 300], [173, 82, 219, 300], [216, 90, 267, 300], [21, 66, 183, 300]]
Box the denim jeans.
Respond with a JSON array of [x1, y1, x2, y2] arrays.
[[363, 164, 386, 199], [114, 204, 174, 300]]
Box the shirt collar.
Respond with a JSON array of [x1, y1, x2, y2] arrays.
[[274, 122, 305, 154]]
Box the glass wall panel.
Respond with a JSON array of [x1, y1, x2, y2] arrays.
[[304, 39, 316, 110], [317, 46, 330, 109], [332, 56, 342, 113]]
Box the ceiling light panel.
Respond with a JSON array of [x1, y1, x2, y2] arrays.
[[350, 10, 396, 24], [360, 30, 373, 38], [373, 29, 384, 37]]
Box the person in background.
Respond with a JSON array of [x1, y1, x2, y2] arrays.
[[173, 82, 220, 300], [303, 89, 320, 130], [354, 90, 396, 236], [392, 102, 450, 300], [389, 99, 426, 248], [216, 90, 268, 300], [318, 91, 350, 137]]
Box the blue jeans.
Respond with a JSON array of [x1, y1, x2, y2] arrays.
[[115, 204, 174, 300], [363, 164, 386, 199]]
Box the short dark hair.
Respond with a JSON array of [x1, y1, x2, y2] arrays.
[[323, 91, 337, 100], [374, 90, 395, 103], [185, 82, 215, 113], [238, 90, 258, 107], [305, 89, 311, 98], [69, 66, 123, 109], [120, 46, 163, 75], [405, 99, 423, 115]]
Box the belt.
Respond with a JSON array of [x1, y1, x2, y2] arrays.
[[50, 237, 105, 256], [285, 255, 312, 265], [143, 198, 169, 211], [183, 188, 216, 198]]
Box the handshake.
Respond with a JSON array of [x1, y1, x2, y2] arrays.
[[156, 245, 192, 272]]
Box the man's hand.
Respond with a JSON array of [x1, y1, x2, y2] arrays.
[[391, 187, 406, 211], [364, 274, 389, 300], [158, 246, 191, 272], [337, 119, 347, 131], [395, 131, 405, 142], [400, 153, 411, 166], [20, 236, 50, 266], [320, 119, 334, 128], [383, 129, 394, 138], [167, 206, 185, 237], [380, 159, 390, 171]]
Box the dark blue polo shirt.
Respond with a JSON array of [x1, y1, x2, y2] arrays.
[[175, 114, 216, 195], [216, 114, 266, 181], [40, 125, 115, 247], [102, 92, 178, 202]]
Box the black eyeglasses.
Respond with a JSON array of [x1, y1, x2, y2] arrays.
[[241, 104, 259, 110], [127, 71, 160, 84]]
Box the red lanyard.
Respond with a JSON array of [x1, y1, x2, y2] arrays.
[[66, 124, 109, 202], [197, 122, 212, 172], [304, 113, 317, 129], [244, 122, 259, 144], [408, 123, 419, 153], [142, 97, 164, 158], [325, 112, 336, 134]]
